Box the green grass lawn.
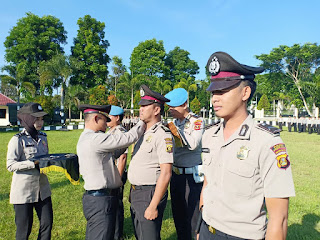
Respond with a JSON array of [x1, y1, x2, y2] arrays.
[[0, 128, 319, 239]]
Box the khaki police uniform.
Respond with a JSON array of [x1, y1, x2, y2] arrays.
[[128, 121, 174, 240], [170, 112, 205, 240], [77, 120, 145, 240], [7, 129, 53, 239], [108, 124, 128, 240], [201, 115, 295, 239]]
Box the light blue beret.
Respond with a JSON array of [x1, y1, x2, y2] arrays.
[[109, 105, 124, 116], [165, 88, 188, 107]]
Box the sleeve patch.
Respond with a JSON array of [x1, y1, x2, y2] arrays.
[[194, 120, 203, 130], [165, 138, 173, 153], [276, 154, 290, 169], [270, 143, 287, 155]]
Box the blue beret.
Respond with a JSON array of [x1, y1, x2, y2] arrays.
[[109, 105, 124, 116], [165, 88, 188, 107]]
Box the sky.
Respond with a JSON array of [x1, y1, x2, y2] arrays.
[[1, 0, 320, 80]]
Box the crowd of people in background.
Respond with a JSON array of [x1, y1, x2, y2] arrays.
[[278, 116, 320, 134]]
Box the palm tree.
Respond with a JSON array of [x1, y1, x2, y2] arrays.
[[174, 76, 197, 95], [38, 54, 77, 125], [1, 63, 36, 124], [118, 72, 144, 114]]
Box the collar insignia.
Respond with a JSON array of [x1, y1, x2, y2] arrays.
[[239, 124, 249, 136]]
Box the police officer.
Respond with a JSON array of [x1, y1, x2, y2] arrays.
[[7, 102, 53, 240], [77, 104, 146, 240], [199, 52, 295, 240], [107, 105, 128, 240], [287, 116, 292, 132], [164, 88, 205, 240], [128, 85, 173, 240]]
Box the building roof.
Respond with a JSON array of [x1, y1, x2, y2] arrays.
[[0, 93, 16, 105]]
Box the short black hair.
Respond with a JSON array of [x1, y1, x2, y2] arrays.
[[241, 80, 256, 102], [119, 114, 124, 122]]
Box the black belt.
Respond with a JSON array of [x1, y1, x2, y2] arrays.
[[131, 185, 156, 190], [85, 188, 119, 196]]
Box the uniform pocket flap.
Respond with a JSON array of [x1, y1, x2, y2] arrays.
[[227, 163, 255, 178]]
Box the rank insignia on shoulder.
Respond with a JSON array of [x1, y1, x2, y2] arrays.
[[194, 120, 202, 130], [276, 154, 290, 169], [270, 143, 287, 155], [237, 146, 250, 160], [15, 132, 26, 138], [257, 123, 281, 135], [202, 148, 210, 153], [161, 125, 171, 132]]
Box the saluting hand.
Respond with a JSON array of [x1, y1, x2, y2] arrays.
[[144, 205, 158, 220]]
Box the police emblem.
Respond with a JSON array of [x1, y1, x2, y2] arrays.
[[276, 154, 290, 169], [194, 119, 202, 130], [237, 146, 250, 160], [140, 88, 145, 97], [208, 56, 220, 75], [165, 138, 173, 153], [146, 135, 152, 143]]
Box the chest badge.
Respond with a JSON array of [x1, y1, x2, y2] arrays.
[[237, 146, 250, 160], [146, 135, 152, 143], [185, 122, 190, 129]]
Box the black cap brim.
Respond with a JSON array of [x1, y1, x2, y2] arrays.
[[30, 111, 48, 117], [138, 99, 154, 106], [206, 79, 241, 92]]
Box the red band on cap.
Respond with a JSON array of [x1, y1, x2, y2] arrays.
[[141, 96, 163, 103], [211, 71, 240, 79]]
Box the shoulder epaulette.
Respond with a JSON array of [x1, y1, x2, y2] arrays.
[[161, 125, 171, 133], [38, 131, 47, 136], [256, 123, 281, 135], [189, 113, 199, 119], [204, 121, 220, 130], [15, 132, 26, 138]]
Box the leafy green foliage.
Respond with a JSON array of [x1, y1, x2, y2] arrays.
[[165, 46, 199, 85], [3, 12, 67, 92], [190, 96, 201, 114], [107, 95, 118, 105], [256, 43, 320, 115], [130, 39, 167, 78], [71, 15, 110, 88], [89, 85, 108, 105], [257, 94, 271, 110]]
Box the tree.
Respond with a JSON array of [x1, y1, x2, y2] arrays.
[[38, 54, 78, 125], [190, 96, 201, 114], [108, 56, 127, 96], [3, 12, 67, 92], [71, 15, 110, 88], [89, 85, 108, 105], [174, 76, 197, 95], [165, 46, 199, 85], [1, 62, 36, 105], [64, 85, 86, 123], [130, 39, 167, 78], [257, 94, 271, 110], [256, 43, 320, 116], [117, 72, 144, 111], [107, 95, 118, 105]]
